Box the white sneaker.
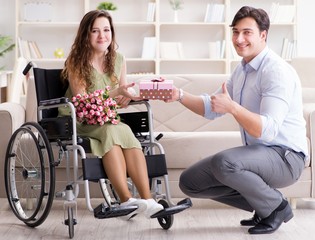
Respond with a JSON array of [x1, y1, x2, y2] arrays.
[[120, 198, 147, 221], [144, 199, 164, 219]]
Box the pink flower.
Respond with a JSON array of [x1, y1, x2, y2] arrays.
[[77, 112, 84, 118], [107, 110, 113, 118], [111, 119, 119, 125], [103, 115, 109, 122], [97, 116, 103, 122], [97, 105, 103, 111], [89, 109, 95, 116]]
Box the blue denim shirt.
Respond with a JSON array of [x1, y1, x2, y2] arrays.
[[202, 47, 308, 157]]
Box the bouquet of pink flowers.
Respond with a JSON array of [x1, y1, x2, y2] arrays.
[[71, 87, 119, 125]]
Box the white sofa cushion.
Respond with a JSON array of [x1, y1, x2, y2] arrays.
[[158, 131, 242, 169]]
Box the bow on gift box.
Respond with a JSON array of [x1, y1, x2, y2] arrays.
[[150, 77, 167, 89], [151, 77, 165, 82]]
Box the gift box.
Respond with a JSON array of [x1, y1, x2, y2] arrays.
[[139, 77, 173, 100]]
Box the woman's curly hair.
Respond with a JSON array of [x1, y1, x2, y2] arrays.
[[62, 10, 118, 91]]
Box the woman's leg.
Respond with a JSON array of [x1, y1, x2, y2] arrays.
[[102, 146, 151, 201], [102, 145, 132, 202], [123, 147, 164, 218], [103, 146, 163, 219], [123, 148, 151, 199]]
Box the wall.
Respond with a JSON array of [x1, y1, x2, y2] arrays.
[[296, 0, 315, 57], [0, 0, 314, 70], [0, 0, 15, 70]]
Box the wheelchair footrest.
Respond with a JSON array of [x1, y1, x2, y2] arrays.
[[94, 203, 138, 219], [150, 198, 193, 218]]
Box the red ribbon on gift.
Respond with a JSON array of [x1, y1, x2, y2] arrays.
[[151, 77, 165, 82]]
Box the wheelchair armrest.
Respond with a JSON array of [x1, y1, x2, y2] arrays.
[[39, 97, 69, 107], [128, 100, 150, 107], [127, 100, 152, 112]]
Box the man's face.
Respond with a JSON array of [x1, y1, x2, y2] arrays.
[[232, 17, 267, 63]]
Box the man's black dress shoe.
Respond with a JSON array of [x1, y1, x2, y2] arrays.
[[248, 200, 293, 234], [240, 213, 261, 226]]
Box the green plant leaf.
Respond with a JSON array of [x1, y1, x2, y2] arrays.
[[97, 2, 117, 11], [0, 35, 15, 69], [0, 44, 15, 57], [169, 0, 183, 10]]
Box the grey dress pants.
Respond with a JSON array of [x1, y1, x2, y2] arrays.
[[179, 144, 305, 218]]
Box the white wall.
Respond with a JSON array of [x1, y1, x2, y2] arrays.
[[0, 0, 16, 70], [0, 0, 314, 70], [296, 0, 315, 57]]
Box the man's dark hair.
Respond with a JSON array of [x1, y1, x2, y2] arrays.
[[230, 6, 270, 33]]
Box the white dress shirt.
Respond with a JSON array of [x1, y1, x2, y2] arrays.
[[202, 47, 308, 157]]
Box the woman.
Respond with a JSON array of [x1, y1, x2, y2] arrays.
[[59, 10, 163, 220]]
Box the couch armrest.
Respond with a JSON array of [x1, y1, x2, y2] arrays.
[[0, 102, 25, 197], [303, 103, 315, 197], [0, 102, 25, 134], [303, 103, 315, 151], [0, 102, 25, 155]]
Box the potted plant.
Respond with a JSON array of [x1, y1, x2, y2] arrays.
[[0, 35, 15, 70], [97, 2, 117, 11], [169, 0, 184, 22]]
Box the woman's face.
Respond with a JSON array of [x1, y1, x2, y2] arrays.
[[89, 16, 112, 53]]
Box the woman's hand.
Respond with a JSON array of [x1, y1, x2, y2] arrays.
[[115, 82, 141, 108], [115, 95, 130, 108]]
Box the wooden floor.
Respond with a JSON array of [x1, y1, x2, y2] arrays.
[[0, 197, 315, 240]]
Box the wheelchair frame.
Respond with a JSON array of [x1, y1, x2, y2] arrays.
[[4, 65, 191, 239]]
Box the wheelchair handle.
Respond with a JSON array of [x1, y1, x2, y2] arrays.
[[39, 97, 69, 106], [22, 61, 34, 76], [155, 133, 163, 141]]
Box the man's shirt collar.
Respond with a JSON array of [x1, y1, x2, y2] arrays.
[[241, 46, 269, 73]]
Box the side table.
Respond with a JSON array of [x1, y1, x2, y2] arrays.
[[0, 71, 12, 103]]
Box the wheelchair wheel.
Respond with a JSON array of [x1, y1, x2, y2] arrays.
[[4, 122, 55, 228], [66, 207, 75, 239], [157, 199, 174, 230]]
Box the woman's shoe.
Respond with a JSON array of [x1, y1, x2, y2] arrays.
[[120, 198, 147, 221], [144, 199, 164, 219]]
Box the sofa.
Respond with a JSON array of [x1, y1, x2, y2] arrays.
[[0, 71, 314, 208]]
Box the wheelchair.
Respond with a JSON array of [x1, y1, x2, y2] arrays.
[[4, 63, 192, 239]]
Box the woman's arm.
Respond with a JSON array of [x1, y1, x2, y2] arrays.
[[68, 73, 86, 96], [109, 57, 139, 107]]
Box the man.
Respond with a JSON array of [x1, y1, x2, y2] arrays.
[[166, 6, 308, 234]]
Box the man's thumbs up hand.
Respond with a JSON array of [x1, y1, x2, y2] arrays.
[[210, 82, 233, 114]]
